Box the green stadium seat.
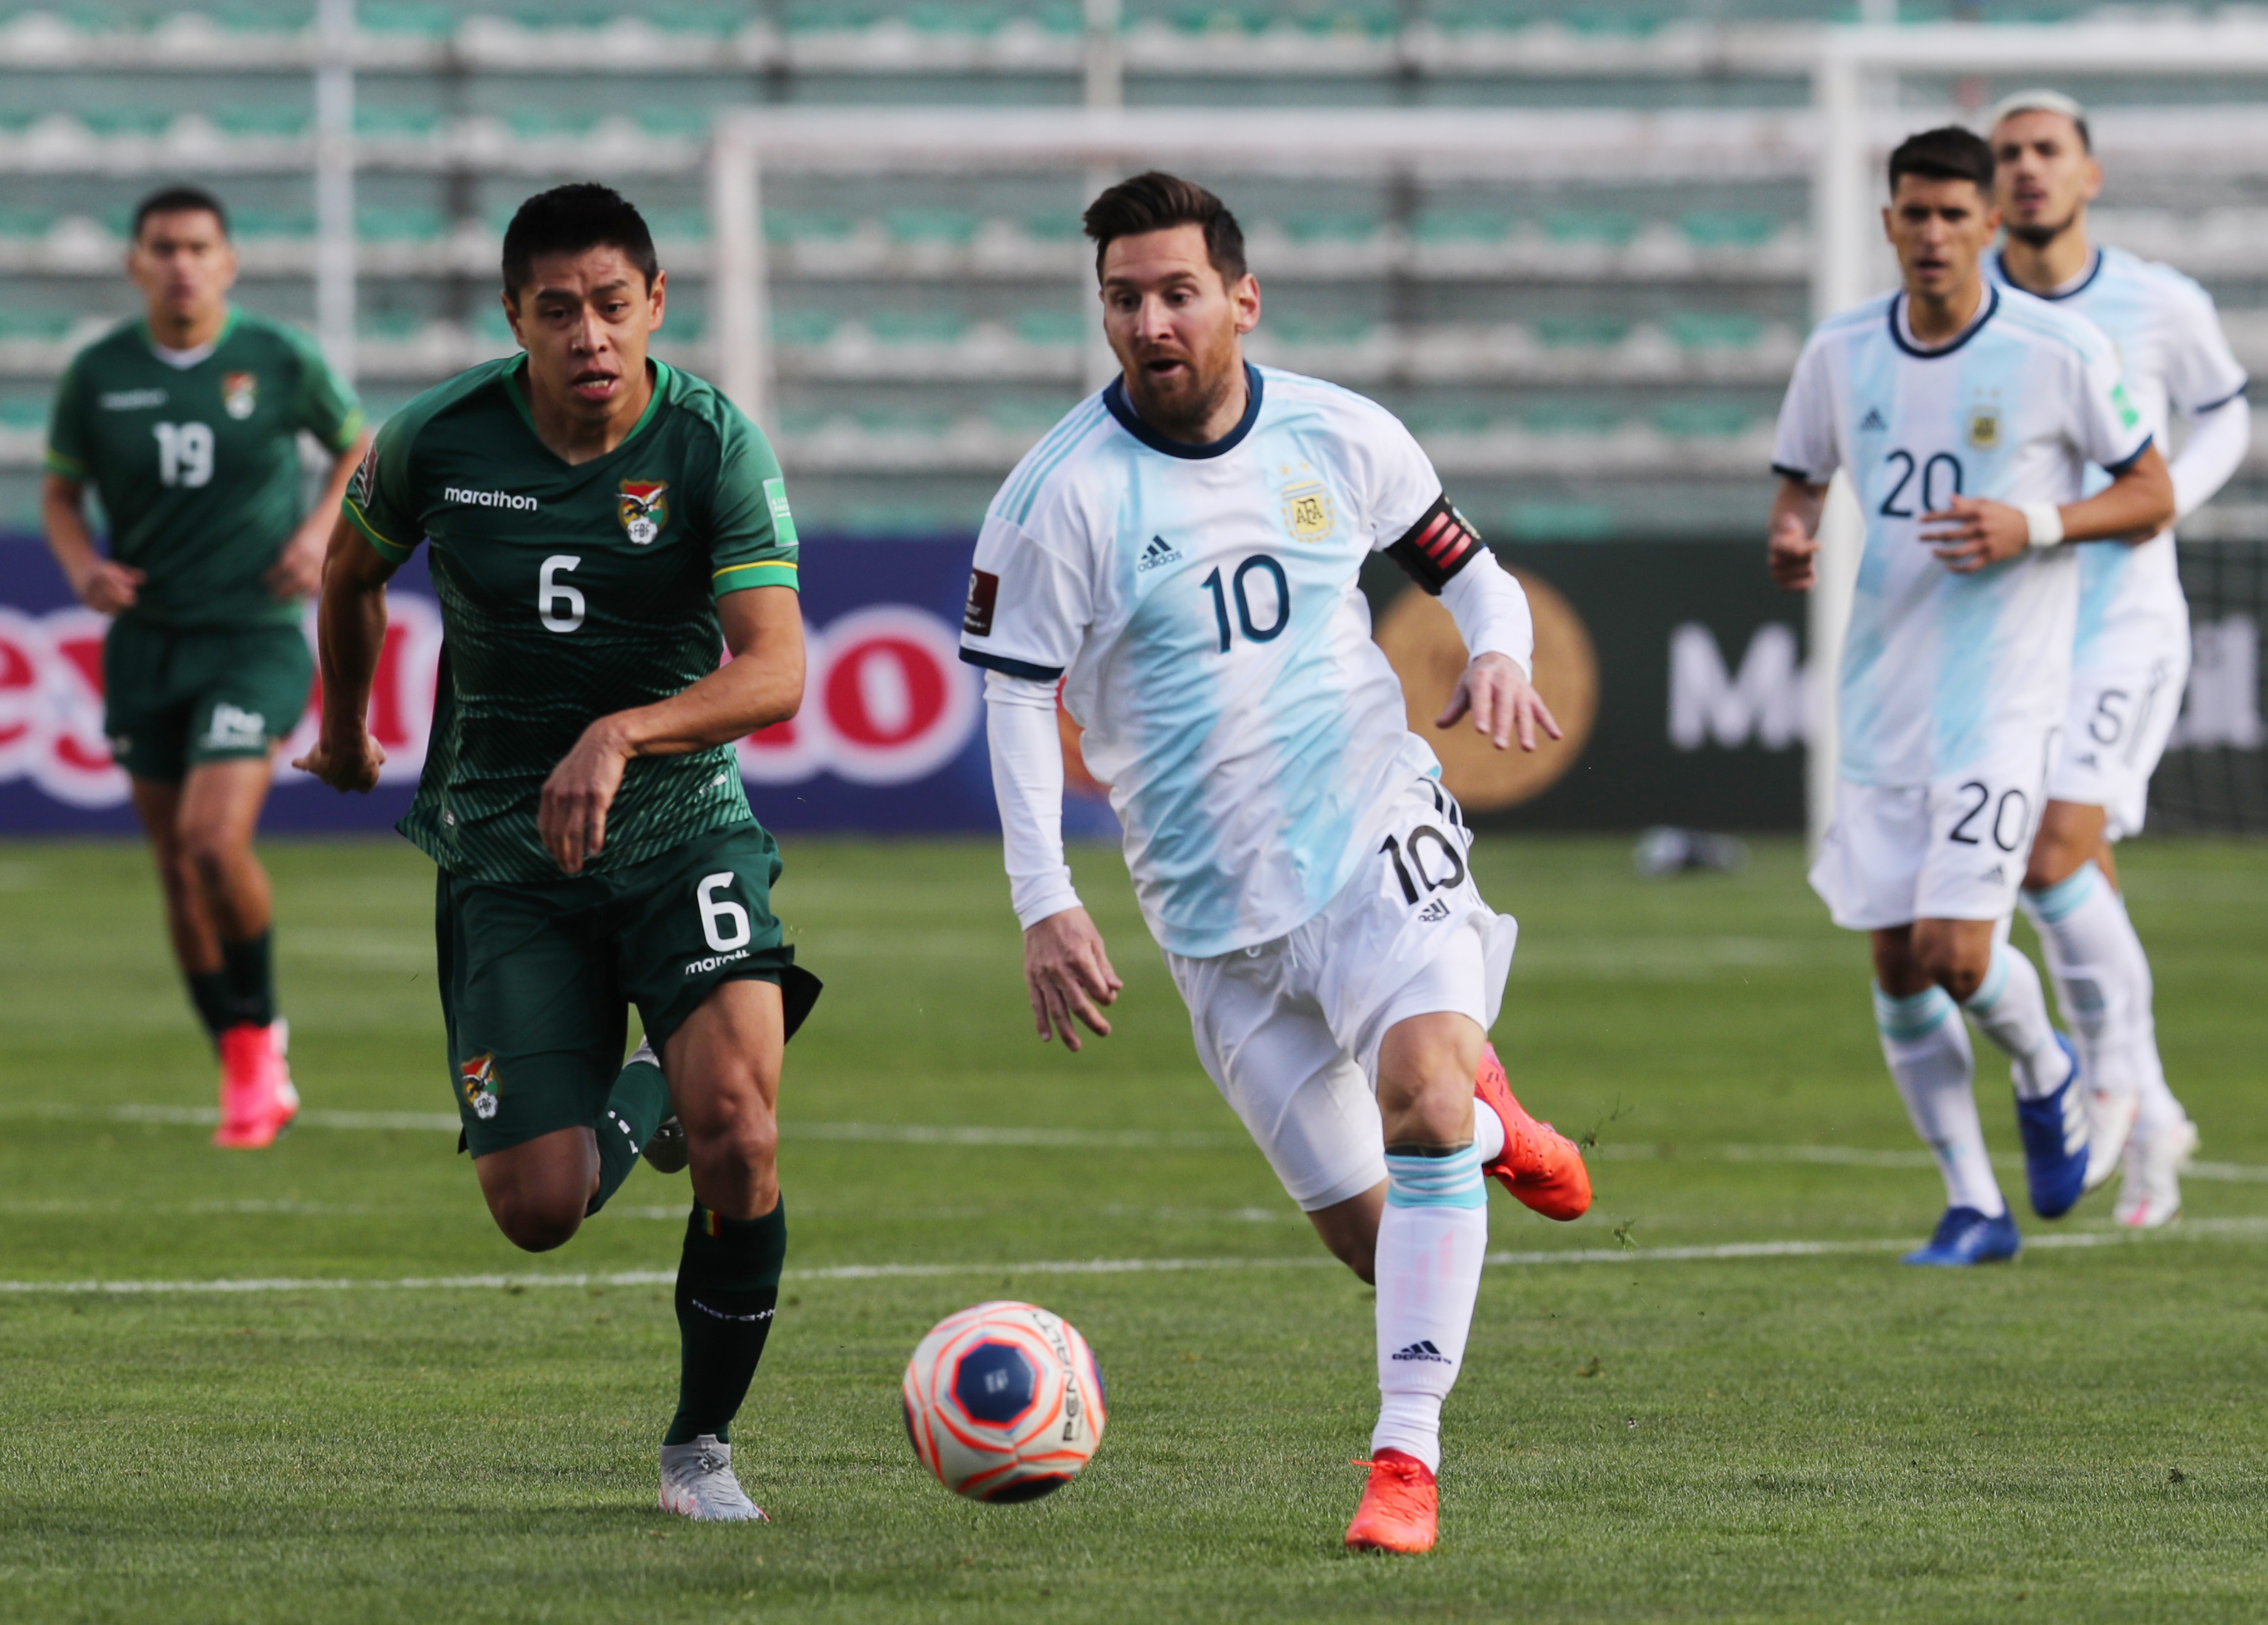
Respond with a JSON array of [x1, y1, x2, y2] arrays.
[[1678, 211, 1780, 249], [649, 2, 751, 35], [231, 208, 316, 240], [358, 1, 456, 37], [0, 397, 51, 430], [1653, 400, 1757, 439], [1020, 212, 1084, 242], [78, 108, 175, 137], [869, 310, 970, 344], [782, 2, 885, 31], [635, 108, 715, 140], [212, 1, 313, 31], [1665, 312, 1765, 350], [505, 109, 600, 139], [885, 208, 982, 247], [766, 212, 856, 245], [1269, 314, 1377, 344], [1411, 210, 1512, 245], [0, 312, 81, 341], [1533, 314, 1630, 347], [854, 405, 954, 435], [646, 209, 710, 243], [1400, 404, 1491, 436], [771, 310, 838, 346], [354, 106, 443, 138], [905, 2, 1009, 36], [1012, 310, 1085, 346], [473, 307, 518, 345], [214, 104, 312, 138], [0, 208, 54, 241], [358, 312, 424, 342], [987, 397, 1077, 434], [1522, 401, 1623, 436], [1283, 212, 1379, 244], [1541, 210, 1639, 247], [357, 206, 445, 242]]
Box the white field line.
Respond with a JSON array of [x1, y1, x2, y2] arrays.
[[5, 1217, 2267, 1297], [31, 1101, 2268, 1184]]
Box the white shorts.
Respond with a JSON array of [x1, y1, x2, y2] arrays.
[[1164, 778, 1519, 1212], [1810, 752, 2055, 931], [2048, 638, 2188, 843]]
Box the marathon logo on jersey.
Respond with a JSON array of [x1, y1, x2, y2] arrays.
[[1137, 535, 1181, 573], [222, 371, 258, 421], [1280, 478, 1338, 543], [684, 948, 749, 977], [963, 569, 1000, 637], [618, 479, 669, 546], [100, 389, 167, 411], [1967, 405, 2001, 451], [458, 1052, 500, 1120], [444, 486, 539, 511]]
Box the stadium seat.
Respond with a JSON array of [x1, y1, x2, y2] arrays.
[[1012, 310, 1084, 346], [767, 212, 856, 245], [1533, 314, 1631, 347], [1653, 399, 1758, 438], [1541, 210, 1641, 247], [1665, 312, 1765, 350], [231, 208, 316, 240], [771, 310, 839, 346], [870, 310, 972, 344], [886, 208, 983, 247], [357, 1, 456, 37], [1283, 212, 1380, 245], [1678, 210, 1781, 249], [1522, 401, 1624, 436], [354, 106, 443, 138], [0, 207, 53, 242], [1411, 210, 1513, 245]]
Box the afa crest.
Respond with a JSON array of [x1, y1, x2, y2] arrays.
[[618, 479, 669, 545], [1280, 479, 1337, 543], [222, 371, 258, 420], [1966, 406, 2001, 451], [458, 1052, 500, 1120]]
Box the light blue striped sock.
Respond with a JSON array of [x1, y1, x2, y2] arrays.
[[1383, 1146, 1487, 1209]]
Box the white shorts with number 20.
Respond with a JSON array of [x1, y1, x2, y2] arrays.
[[1809, 741, 2055, 931], [1164, 777, 1520, 1212]]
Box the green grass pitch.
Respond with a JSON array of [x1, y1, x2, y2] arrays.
[[3, 833, 2265, 1624]]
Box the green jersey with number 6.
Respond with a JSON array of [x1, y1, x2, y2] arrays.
[[44, 309, 366, 629], [342, 355, 800, 883]]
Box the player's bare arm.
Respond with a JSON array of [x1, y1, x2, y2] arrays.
[[1436, 651, 1561, 752], [1767, 476, 1827, 592], [295, 508, 398, 792], [1022, 906, 1123, 1052], [1922, 441, 2173, 573], [538, 585, 803, 876], [266, 429, 373, 600], [40, 472, 145, 614]]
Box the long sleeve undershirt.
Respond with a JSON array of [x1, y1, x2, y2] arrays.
[[985, 546, 1537, 931], [2172, 396, 2251, 523]]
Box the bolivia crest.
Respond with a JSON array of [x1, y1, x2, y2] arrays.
[[458, 1052, 500, 1120], [618, 479, 669, 546], [222, 371, 258, 420]]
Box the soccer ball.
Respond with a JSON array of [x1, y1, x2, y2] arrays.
[[901, 1299, 1107, 1502]]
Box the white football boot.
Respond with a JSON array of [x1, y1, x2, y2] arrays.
[[622, 1039, 690, 1175], [2082, 1085, 2140, 1194], [2113, 1116, 2200, 1230], [659, 1435, 768, 1522]]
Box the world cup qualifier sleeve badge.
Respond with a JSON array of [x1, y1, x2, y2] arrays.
[[618, 479, 669, 546]]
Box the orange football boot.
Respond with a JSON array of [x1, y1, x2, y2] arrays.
[[213, 1022, 298, 1149], [1345, 1449, 1437, 1554], [1474, 1042, 1591, 1220]]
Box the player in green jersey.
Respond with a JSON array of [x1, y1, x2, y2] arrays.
[[41, 185, 370, 1149], [298, 184, 814, 1523]]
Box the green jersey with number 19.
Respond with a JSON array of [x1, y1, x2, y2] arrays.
[[342, 356, 801, 883], [44, 309, 366, 629]]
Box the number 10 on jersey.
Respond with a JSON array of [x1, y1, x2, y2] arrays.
[[1200, 555, 1289, 653]]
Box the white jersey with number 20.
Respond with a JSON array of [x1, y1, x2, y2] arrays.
[[959, 364, 1455, 960], [1772, 284, 2152, 787]]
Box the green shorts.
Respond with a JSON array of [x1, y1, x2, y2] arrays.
[[102, 617, 313, 784], [435, 823, 821, 1157]]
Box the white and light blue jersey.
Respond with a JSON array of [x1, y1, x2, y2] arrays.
[[1988, 244, 2248, 667], [960, 364, 1475, 958], [1773, 284, 2152, 786]]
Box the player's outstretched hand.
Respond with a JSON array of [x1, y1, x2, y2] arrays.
[[1437, 651, 1562, 752], [292, 728, 386, 793], [1922, 495, 2028, 573], [265, 519, 330, 600], [68, 557, 144, 616], [1022, 906, 1122, 1053], [540, 721, 632, 876], [1767, 510, 1820, 592]]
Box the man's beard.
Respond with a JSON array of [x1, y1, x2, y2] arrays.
[[2009, 207, 2081, 250], [1124, 341, 1239, 439]]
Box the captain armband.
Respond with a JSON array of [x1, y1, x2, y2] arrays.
[[1383, 495, 1485, 595]]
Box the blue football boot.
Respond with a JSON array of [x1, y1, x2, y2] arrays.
[[1902, 1206, 2022, 1266], [2013, 1032, 2090, 1219]]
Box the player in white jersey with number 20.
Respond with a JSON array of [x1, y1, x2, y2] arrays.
[[1769, 128, 2174, 1267], [1986, 90, 2251, 1228], [961, 173, 1593, 1555]]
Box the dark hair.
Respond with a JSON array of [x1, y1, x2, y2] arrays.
[[133, 185, 228, 240], [1887, 126, 1996, 198], [1082, 171, 1247, 285], [501, 182, 659, 296]]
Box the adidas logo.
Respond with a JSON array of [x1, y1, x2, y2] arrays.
[[1136, 534, 1182, 572], [2076, 753, 2098, 769], [1417, 898, 1450, 922], [1858, 407, 1887, 431], [1390, 1340, 1452, 1365], [1981, 864, 2006, 884]]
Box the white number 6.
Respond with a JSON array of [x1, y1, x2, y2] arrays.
[[697, 872, 751, 953], [538, 555, 585, 633]]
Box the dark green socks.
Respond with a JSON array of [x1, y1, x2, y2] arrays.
[[184, 968, 232, 1044], [664, 1199, 787, 1447], [587, 1049, 672, 1217], [219, 930, 275, 1030]]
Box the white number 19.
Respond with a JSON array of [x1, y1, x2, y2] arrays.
[[153, 420, 214, 488]]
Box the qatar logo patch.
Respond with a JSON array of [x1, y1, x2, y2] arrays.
[[222, 371, 258, 420], [618, 479, 669, 546]]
